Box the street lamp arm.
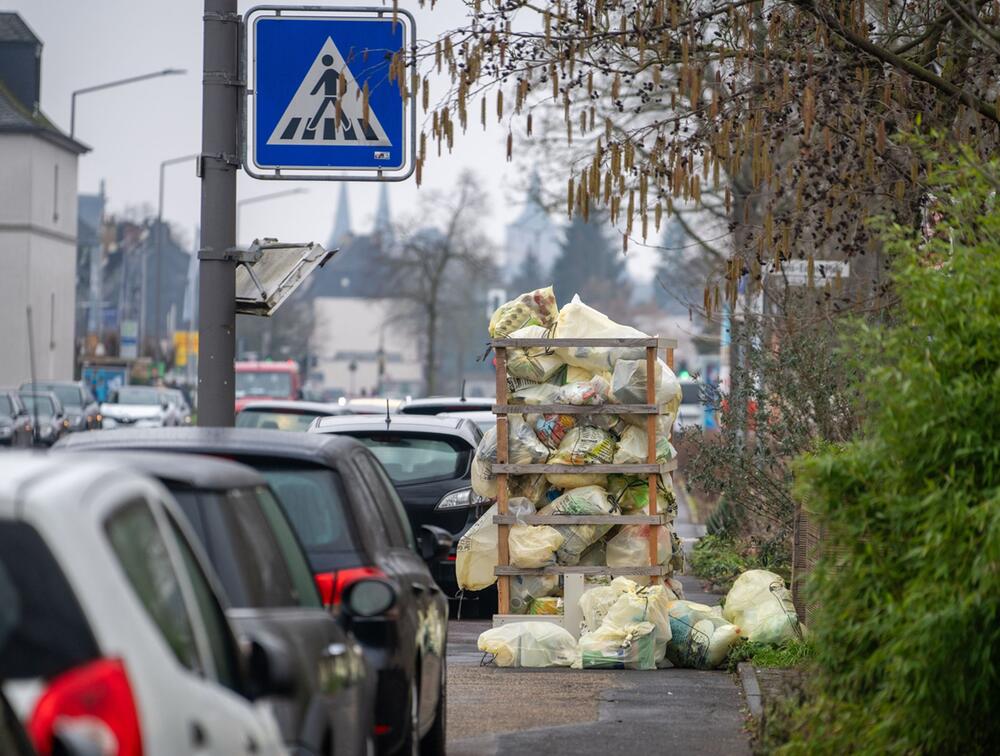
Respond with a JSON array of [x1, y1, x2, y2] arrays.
[[71, 68, 186, 137]]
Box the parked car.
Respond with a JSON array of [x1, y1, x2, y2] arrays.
[[162, 387, 194, 425], [345, 398, 403, 415], [100, 385, 174, 429], [398, 396, 494, 415], [19, 381, 101, 432], [58, 428, 451, 756], [56, 449, 374, 756], [0, 390, 33, 448], [436, 410, 495, 433], [308, 415, 489, 615], [0, 453, 286, 756], [237, 400, 353, 431], [17, 391, 68, 446]]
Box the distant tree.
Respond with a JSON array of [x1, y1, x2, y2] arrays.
[[550, 205, 631, 317], [509, 248, 548, 296]]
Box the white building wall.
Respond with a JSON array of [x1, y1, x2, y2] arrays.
[[0, 134, 79, 384], [310, 297, 423, 397]]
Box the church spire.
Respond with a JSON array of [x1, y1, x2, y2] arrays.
[[328, 184, 352, 248]]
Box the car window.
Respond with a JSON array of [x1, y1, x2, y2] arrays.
[[105, 500, 203, 674], [236, 409, 319, 432], [260, 467, 358, 554], [114, 387, 161, 405], [165, 514, 241, 692], [0, 522, 100, 680], [348, 433, 469, 484], [354, 453, 415, 550], [19, 395, 55, 418], [0, 396, 11, 415], [255, 486, 321, 608], [219, 487, 300, 608]]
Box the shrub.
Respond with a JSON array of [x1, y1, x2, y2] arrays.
[[782, 152, 1000, 754]]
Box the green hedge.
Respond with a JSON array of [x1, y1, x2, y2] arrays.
[[783, 152, 1000, 754]]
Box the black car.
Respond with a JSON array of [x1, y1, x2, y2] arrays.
[[58, 428, 450, 756], [309, 415, 488, 612], [0, 391, 33, 448], [17, 391, 68, 446], [59, 450, 374, 756], [20, 381, 101, 432]]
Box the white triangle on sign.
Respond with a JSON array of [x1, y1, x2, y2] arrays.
[[267, 37, 392, 147]]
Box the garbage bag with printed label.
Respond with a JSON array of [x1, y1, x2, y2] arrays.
[[506, 325, 565, 383], [602, 586, 674, 663], [576, 621, 658, 670], [489, 286, 559, 338], [555, 375, 613, 406], [722, 570, 801, 645], [455, 503, 498, 591], [471, 416, 550, 498], [528, 597, 563, 615], [539, 485, 617, 565], [546, 426, 616, 488], [478, 622, 577, 668], [553, 295, 648, 372], [526, 412, 577, 449]]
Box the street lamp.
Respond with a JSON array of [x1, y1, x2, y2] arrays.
[[151, 153, 200, 362], [71, 68, 186, 138], [236, 188, 309, 243]]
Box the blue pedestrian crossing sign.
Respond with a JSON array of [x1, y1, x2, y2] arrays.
[[246, 7, 415, 181]]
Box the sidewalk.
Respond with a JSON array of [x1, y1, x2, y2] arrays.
[[445, 482, 749, 756]]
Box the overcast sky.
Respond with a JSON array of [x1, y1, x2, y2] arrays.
[[9, 0, 656, 281]]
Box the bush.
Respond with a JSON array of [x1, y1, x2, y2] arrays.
[[727, 639, 814, 672], [689, 534, 791, 592], [783, 152, 1000, 754]]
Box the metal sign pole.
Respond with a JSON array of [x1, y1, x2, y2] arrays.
[[198, 0, 240, 426]]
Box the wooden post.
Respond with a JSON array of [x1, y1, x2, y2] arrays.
[[494, 346, 511, 615], [645, 343, 659, 579]]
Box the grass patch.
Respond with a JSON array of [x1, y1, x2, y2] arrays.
[[727, 639, 813, 671], [688, 534, 790, 592]]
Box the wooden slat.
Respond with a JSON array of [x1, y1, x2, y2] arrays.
[[490, 337, 678, 349], [494, 346, 510, 616], [492, 459, 678, 475], [493, 403, 657, 415], [494, 565, 668, 576], [492, 514, 664, 526], [646, 344, 659, 577]]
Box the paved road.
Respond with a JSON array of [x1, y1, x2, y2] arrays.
[[445, 484, 749, 756]]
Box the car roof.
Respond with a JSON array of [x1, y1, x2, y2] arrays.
[[57, 449, 265, 490], [311, 413, 481, 444], [239, 399, 352, 414], [56, 426, 364, 466], [400, 396, 494, 409]]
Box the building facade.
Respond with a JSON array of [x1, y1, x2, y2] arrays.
[[0, 13, 87, 384]]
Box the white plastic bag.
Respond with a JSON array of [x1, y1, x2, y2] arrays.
[[478, 622, 577, 668], [555, 375, 612, 406], [506, 325, 564, 382], [722, 570, 800, 645], [489, 286, 559, 338], [576, 621, 658, 670], [539, 486, 617, 565], [455, 503, 498, 591], [553, 295, 648, 372]]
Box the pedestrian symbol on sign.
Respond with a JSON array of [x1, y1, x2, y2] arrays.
[[267, 37, 391, 147]]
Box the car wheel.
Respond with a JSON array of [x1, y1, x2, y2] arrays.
[[399, 677, 420, 756], [420, 660, 446, 756]]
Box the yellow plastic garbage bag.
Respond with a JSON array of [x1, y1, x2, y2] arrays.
[[607, 475, 677, 517], [539, 485, 617, 564], [553, 295, 649, 372], [510, 574, 561, 615], [489, 286, 559, 338], [575, 621, 658, 670], [471, 416, 550, 498], [665, 600, 742, 669], [579, 576, 639, 632], [555, 375, 613, 406], [546, 426, 616, 488], [722, 569, 801, 645], [612, 425, 676, 465], [506, 325, 565, 382], [510, 382, 562, 405], [455, 503, 498, 591], [509, 524, 564, 568], [602, 586, 674, 663], [478, 622, 577, 668], [605, 524, 673, 568]]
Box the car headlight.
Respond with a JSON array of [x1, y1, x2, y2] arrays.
[[435, 487, 489, 510]]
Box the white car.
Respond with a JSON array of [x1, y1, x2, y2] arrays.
[[100, 386, 175, 429], [0, 453, 286, 756]]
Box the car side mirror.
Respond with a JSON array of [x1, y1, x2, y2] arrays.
[[243, 632, 296, 699], [418, 524, 453, 563], [342, 577, 397, 618]]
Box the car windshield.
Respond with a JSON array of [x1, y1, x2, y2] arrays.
[[348, 433, 469, 484], [257, 467, 358, 556], [20, 395, 55, 418], [113, 387, 161, 405], [236, 409, 319, 432], [235, 371, 293, 399], [23, 384, 83, 408], [402, 401, 492, 415]]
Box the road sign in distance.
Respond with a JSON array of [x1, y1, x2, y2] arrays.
[[245, 6, 416, 182]]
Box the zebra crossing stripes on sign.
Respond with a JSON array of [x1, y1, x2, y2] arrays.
[[250, 11, 410, 175], [267, 37, 391, 146]]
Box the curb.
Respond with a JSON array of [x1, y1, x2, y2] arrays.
[[737, 662, 763, 720]]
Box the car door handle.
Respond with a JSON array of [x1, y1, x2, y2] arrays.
[[190, 721, 208, 748]]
